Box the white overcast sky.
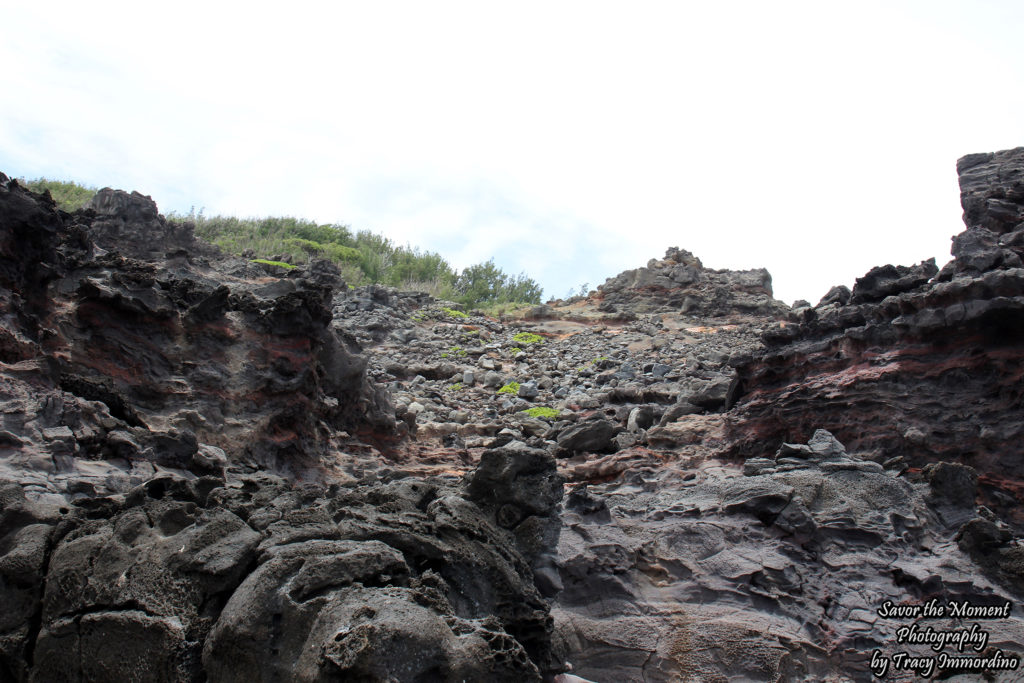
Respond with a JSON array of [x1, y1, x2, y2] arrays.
[[2, 1, 1022, 305]]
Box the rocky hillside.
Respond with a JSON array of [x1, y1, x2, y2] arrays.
[[1, 149, 1023, 682]]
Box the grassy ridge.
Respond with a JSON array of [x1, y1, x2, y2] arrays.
[[19, 177, 544, 309], [181, 213, 459, 296], [23, 178, 98, 211]]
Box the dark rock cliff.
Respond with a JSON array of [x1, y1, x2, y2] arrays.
[[1, 178, 395, 488], [727, 147, 1024, 527]]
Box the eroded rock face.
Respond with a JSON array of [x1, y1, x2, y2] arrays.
[[728, 148, 1024, 527], [958, 147, 1024, 235], [0, 173, 394, 498], [552, 431, 1024, 681], [85, 188, 206, 261], [3, 468, 563, 682]]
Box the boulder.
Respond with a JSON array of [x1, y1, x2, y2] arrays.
[[556, 419, 618, 454]]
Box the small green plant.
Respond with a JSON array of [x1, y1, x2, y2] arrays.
[[448, 382, 463, 392], [522, 406, 559, 419], [251, 259, 297, 270], [509, 347, 522, 355], [442, 307, 469, 319], [576, 356, 607, 371], [497, 381, 520, 395], [512, 332, 544, 345], [442, 345, 467, 359]]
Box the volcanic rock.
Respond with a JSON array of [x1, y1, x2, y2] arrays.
[[727, 147, 1024, 527], [4, 148, 1024, 681], [595, 246, 790, 317], [958, 146, 1024, 234], [556, 419, 618, 455], [551, 431, 1024, 681]]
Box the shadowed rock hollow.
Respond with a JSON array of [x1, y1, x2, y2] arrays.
[[1, 149, 1024, 682]]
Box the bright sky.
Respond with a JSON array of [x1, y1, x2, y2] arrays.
[[2, 1, 1022, 305]]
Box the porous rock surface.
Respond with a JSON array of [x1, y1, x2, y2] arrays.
[[2, 148, 1024, 682]]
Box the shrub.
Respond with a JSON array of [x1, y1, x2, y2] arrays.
[[453, 259, 543, 308], [283, 237, 325, 257], [512, 332, 544, 345], [324, 243, 363, 264], [442, 307, 468, 319], [522, 406, 559, 419], [497, 381, 520, 395]]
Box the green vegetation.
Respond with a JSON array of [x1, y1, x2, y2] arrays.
[[440, 345, 467, 359], [522, 406, 559, 419], [512, 332, 544, 345], [22, 178, 98, 211], [251, 259, 297, 269], [577, 356, 610, 371], [174, 214, 543, 309], [497, 381, 520, 396], [509, 347, 522, 355], [453, 260, 544, 309], [447, 382, 464, 392]]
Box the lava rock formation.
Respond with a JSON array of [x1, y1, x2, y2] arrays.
[[2, 148, 1024, 682]]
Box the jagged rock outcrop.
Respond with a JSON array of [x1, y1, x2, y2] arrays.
[[958, 147, 1024, 235], [0, 174, 394, 497], [85, 188, 210, 261], [727, 148, 1024, 527], [593, 246, 790, 318]]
